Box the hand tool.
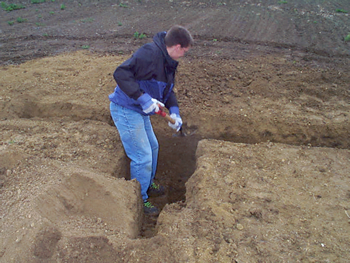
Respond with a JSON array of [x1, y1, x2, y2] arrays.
[[155, 107, 186, 137]]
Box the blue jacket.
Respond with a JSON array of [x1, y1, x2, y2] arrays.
[[109, 32, 179, 115]]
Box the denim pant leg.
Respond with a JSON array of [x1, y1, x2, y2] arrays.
[[144, 116, 159, 184], [110, 102, 159, 201]]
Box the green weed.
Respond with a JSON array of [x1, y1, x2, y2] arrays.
[[119, 3, 128, 8], [8, 21, 14, 25], [1, 2, 25, 11], [49, 11, 55, 14], [336, 9, 348, 13], [345, 34, 350, 42], [82, 45, 90, 49], [16, 17, 27, 23], [278, 1, 288, 4], [213, 39, 218, 42], [118, 22, 122, 26], [43, 33, 48, 36], [134, 31, 146, 39], [60, 4, 65, 10], [31, 0, 46, 4], [35, 22, 45, 26]]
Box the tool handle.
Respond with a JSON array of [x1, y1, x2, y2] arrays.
[[155, 108, 176, 124]]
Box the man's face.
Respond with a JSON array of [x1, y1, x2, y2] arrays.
[[170, 44, 190, 60]]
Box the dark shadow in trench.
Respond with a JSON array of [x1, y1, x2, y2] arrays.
[[112, 117, 202, 238], [140, 130, 202, 238]]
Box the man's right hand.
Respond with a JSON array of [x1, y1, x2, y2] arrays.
[[137, 93, 164, 114]]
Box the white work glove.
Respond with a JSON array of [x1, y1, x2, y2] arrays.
[[168, 113, 182, 132], [137, 93, 164, 114]]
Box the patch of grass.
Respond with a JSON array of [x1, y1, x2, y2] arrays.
[[82, 45, 90, 49], [49, 11, 55, 15], [1, 2, 25, 11], [119, 3, 128, 8], [60, 4, 65, 10], [43, 33, 48, 36], [345, 34, 350, 42], [16, 17, 27, 23], [134, 31, 146, 39], [35, 22, 45, 26], [31, 0, 46, 4], [336, 9, 348, 13], [278, 0, 288, 4], [8, 21, 15, 25]]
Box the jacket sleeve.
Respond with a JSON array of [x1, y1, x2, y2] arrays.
[[164, 90, 178, 110], [113, 46, 156, 100]]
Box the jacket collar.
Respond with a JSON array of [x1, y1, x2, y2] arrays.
[[153, 31, 178, 69]]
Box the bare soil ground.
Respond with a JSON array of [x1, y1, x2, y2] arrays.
[[0, 0, 350, 262]]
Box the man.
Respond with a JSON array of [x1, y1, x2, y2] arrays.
[[109, 25, 193, 214]]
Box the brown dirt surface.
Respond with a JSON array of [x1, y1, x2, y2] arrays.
[[0, 0, 350, 262]]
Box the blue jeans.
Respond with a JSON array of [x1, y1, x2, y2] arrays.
[[110, 102, 158, 202]]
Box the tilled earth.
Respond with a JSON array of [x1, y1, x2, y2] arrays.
[[0, 0, 350, 262]]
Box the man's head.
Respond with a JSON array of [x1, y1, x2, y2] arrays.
[[165, 25, 194, 60]]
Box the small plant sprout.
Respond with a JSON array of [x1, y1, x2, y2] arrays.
[[119, 3, 128, 8], [1, 2, 25, 11], [82, 45, 90, 49], [31, 0, 46, 4], [8, 21, 15, 25], [345, 34, 350, 42], [49, 11, 55, 15], [16, 17, 27, 23], [43, 33, 48, 36], [213, 39, 218, 42], [134, 32, 147, 39], [336, 9, 348, 13], [60, 4, 65, 10], [118, 22, 122, 26], [278, 0, 288, 4]]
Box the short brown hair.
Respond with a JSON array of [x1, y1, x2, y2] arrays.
[[164, 25, 194, 48]]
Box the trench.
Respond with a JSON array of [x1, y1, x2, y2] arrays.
[[119, 116, 350, 238], [10, 104, 350, 238]]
